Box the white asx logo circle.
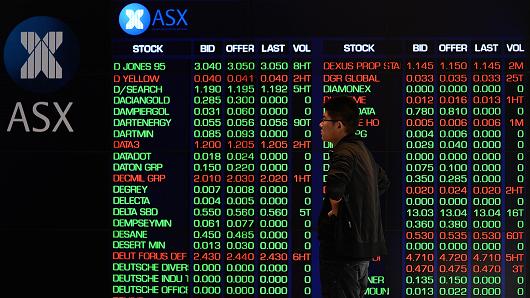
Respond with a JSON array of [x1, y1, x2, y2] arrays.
[[119, 3, 151, 35]]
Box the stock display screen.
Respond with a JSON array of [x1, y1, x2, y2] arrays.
[[109, 1, 528, 296]]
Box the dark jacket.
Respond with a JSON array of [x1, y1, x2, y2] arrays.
[[318, 133, 390, 260]]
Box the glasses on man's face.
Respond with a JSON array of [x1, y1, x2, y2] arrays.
[[321, 117, 341, 123]]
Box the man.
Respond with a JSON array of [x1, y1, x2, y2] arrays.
[[318, 95, 390, 298]]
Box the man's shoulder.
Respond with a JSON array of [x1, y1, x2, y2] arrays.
[[334, 139, 364, 155]]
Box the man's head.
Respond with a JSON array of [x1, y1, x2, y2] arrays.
[[320, 95, 359, 145]]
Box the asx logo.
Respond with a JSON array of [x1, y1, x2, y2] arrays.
[[3, 16, 78, 133], [21, 32, 63, 79], [151, 8, 189, 29], [119, 3, 151, 35], [119, 3, 188, 35], [3, 16, 79, 93]]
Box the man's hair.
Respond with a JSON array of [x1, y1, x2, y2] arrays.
[[323, 95, 359, 133]]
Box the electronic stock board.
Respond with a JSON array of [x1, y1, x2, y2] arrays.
[[1, 1, 528, 297]]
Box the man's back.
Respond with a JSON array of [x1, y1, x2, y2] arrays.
[[319, 134, 389, 259]]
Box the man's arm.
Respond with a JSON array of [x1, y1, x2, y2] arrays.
[[326, 153, 355, 216], [326, 153, 355, 200]]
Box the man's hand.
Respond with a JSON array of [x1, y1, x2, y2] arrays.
[[327, 198, 342, 217]]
